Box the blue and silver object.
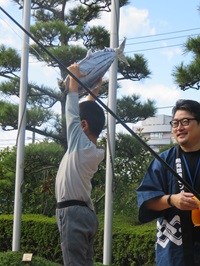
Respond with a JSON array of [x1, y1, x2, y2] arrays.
[[58, 38, 129, 94]]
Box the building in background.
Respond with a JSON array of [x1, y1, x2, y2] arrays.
[[133, 114, 176, 152]]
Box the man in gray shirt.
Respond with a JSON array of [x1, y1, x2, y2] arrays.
[[55, 63, 105, 266]]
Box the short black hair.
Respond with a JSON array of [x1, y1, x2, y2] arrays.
[[79, 101, 105, 137], [172, 99, 200, 123]]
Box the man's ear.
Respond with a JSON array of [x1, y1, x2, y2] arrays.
[[81, 120, 89, 132]]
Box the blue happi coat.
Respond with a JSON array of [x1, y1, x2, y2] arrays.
[[137, 146, 185, 266]]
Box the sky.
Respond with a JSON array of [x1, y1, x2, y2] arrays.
[[0, 0, 200, 147]]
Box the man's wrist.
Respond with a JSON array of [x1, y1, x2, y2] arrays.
[[167, 194, 174, 207]]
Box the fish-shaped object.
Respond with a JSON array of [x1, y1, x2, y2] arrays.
[[58, 37, 129, 94]]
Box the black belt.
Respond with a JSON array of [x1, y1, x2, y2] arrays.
[[57, 200, 88, 209]]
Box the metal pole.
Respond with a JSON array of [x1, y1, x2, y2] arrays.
[[12, 0, 31, 251], [103, 0, 119, 264]]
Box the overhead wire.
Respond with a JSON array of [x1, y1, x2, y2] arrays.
[[0, 12, 61, 76], [126, 33, 199, 46], [0, 9, 199, 125], [125, 43, 183, 54], [126, 27, 200, 40], [123, 27, 200, 54], [0, 12, 198, 123], [1, 10, 200, 59], [1, 10, 199, 68], [124, 33, 200, 54]]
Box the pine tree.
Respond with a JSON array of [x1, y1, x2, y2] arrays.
[[0, 0, 155, 149]]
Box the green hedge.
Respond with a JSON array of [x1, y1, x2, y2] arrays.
[[0, 251, 62, 266], [0, 215, 61, 263], [0, 214, 156, 266], [95, 216, 156, 266], [0, 252, 105, 266]]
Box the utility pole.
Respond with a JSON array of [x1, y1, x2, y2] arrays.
[[12, 0, 31, 251], [103, 0, 119, 265]]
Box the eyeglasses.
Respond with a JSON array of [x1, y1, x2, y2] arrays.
[[170, 118, 197, 128]]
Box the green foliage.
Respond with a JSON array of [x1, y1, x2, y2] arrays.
[[46, 45, 87, 71], [23, 142, 64, 216], [0, 99, 54, 131], [0, 251, 104, 266], [95, 215, 156, 266], [0, 132, 151, 217], [91, 131, 153, 217], [110, 228, 155, 266], [0, 79, 20, 96], [101, 133, 152, 217], [1, 1, 157, 218], [0, 45, 21, 76], [30, 21, 75, 45], [0, 101, 18, 130], [0, 142, 64, 216], [173, 35, 200, 90], [118, 54, 151, 81], [0, 214, 62, 262], [0, 251, 62, 266], [0, 214, 156, 266], [0, 147, 16, 214], [159, 141, 176, 153], [116, 95, 156, 124], [26, 106, 54, 128], [0, 0, 155, 148], [83, 26, 110, 49]]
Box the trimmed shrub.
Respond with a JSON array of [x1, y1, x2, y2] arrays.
[[0, 214, 156, 265], [0, 251, 62, 266]]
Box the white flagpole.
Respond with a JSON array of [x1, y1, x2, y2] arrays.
[[12, 0, 31, 251], [103, 0, 119, 264]]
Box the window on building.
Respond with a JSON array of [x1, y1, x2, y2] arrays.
[[150, 132, 163, 139]]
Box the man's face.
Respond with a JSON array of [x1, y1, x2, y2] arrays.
[[172, 110, 200, 151]]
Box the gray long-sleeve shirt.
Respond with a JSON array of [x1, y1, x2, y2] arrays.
[[55, 93, 104, 210]]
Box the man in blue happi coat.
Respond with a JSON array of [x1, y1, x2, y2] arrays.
[[137, 99, 200, 266]]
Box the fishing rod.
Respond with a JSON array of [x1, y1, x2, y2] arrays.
[[1, 6, 200, 200]]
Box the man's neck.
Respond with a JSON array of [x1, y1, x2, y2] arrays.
[[88, 135, 97, 144], [180, 144, 200, 152]]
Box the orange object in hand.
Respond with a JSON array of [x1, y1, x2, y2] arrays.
[[192, 197, 200, 226]]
